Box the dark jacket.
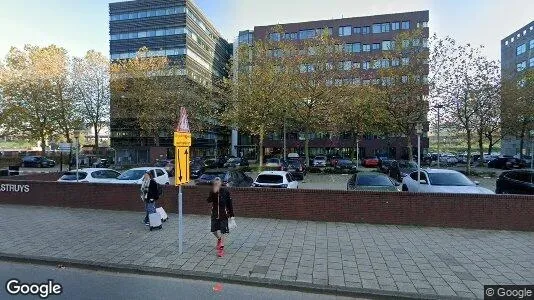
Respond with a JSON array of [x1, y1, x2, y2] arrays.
[[207, 188, 234, 220], [146, 179, 159, 203]]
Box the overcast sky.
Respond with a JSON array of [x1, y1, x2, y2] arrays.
[[0, 0, 533, 61]]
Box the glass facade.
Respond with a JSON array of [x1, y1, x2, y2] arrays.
[[110, 6, 186, 21]]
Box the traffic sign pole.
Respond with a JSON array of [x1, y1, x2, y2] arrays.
[[178, 185, 183, 254], [174, 107, 191, 255]]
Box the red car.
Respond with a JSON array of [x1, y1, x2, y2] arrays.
[[362, 157, 379, 168]]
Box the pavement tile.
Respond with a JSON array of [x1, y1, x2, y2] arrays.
[[1, 205, 533, 300]]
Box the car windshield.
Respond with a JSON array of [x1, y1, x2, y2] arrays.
[[117, 170, 146, 180], [266, 158, 279, 163], [60, 172, 87, 180], [314, 156, 326, 160], [227, 158, 239, 163], [357, 175, 393, 186], [200, 172, 226, 180], [339, 160, 352, 164], [256, 174, 283, 184], [428, 173, 475, 186], [288, 162, 302, 168]]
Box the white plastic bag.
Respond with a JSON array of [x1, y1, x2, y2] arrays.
[[228, 217, 237, 229]]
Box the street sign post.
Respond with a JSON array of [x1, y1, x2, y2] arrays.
[[174, 107, 191, 255]]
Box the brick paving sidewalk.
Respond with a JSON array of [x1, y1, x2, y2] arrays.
[[0, 204, 533, 299]]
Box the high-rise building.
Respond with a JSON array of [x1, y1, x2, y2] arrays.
[[233, 11, 429, 160], [500, 21, 534, 156], [109, 0, 232, 162]]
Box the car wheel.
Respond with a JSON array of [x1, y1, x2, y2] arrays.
[[39, 163, 43, 168], [402, 185, 408, 192]]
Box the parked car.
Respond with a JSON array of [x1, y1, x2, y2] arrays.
[[312, 156, 327, 167], [283, 160, 306, 180], [495, 169, 534, 195], [514, 155, 532, 166], [439, 154, 458, 166], [488, 157, 526, 170], [378, 159, 396, 174], [328, 155, 342, 167], [335, 159, 356, 171], [252, 171, 299, 189], [21, 156, 56, 168], [389, 160, 419, 182], [347, 172, 400, 192], [58, 168, 121, 183], [155, 159, 175, 177], [362, 156, 379, 168], [224, 157, 249, 168], [401, 169, 493, 194], [265, 158, 283, 168], [196, 169, 253, 187], [204, 157, 227, 168], [190, 163, 205, 179], [114, 167, 170, 185]]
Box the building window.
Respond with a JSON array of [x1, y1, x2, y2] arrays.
[[417, 21, 428, 28], [342, 61, 352, 71], [372, 24, 382, 34], [517, 43, 527, 55], [412, 39, 421, 47], [391, 58, 400, 67], [269, 32, 280, 42], [110, 6, 186, 21], [402, 57, 410, 66], [353, 62, 361, 69], [111, 27, 187, 41], [299, 29, 316, 40], [362, 61, 370, 70], [353, 27, 361, 34], [382, 40, 393, 50], [402, 40, 410, 49], [401, 75, 408, 83], [529, 57, 534, 67], [372, 43, 380, 51], [381, 23, 390, 33], [391, 22, 400, 31], [362, 44, 371, 52], [372, 60, 381, 69], [422, 38, 429, 48], [505, 41, 509, 46], [352, 43, 361, 53], [401, 21, 410, 30], [517, 61, 527, 72], [339, 26, 352, 36], [381, 59, 390, 68], [530, 39, 534, 49], [362, 26, 370, 35]]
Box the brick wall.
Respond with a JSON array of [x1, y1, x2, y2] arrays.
[[1, 179, 533, 231]]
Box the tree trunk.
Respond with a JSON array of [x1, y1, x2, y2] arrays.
[[406, 136, 413, 161], [304, 135, 310, 168], [93, 123, 99, 151], [466, 129, 472, 175], [519, 123, 526, 159], [477, 129, 484, 161], [487, 135, 494, 156], [258, 128, 265, 169], [40, 134, 46, 156]]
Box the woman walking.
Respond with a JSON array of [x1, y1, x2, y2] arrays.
[[207, 177, 234, 257], [141, 171, 159, 226]]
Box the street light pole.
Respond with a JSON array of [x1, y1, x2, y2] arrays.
[[416, 123, 423, 192], [283, 113, 287, 160], [73, 130, 81, 182], [530, 130, 534, 169]]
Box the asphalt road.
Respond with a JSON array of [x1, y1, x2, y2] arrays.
[[0, 261, 360, 300]]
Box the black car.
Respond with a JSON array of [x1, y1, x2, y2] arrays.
[[283, 160, 306, 180], [388, 160, 418, 182], [335, 159, 356, 170], [378, 159, 396, 174], [488, 157, 526, 170], [195, 169, 253, 187], [21, 156, 56, 168], [190, 163, 205, 179], [223, 157, 249, 168], [496, 170, 534, 195], [204, 157, 227, 168]]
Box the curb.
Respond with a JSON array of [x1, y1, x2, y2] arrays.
[[0, 253, 467, 300]]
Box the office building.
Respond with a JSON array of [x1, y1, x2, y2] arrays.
[[500, 21, 534, 156], [109, 0, 232, 162], [233, 11, 430, 160]]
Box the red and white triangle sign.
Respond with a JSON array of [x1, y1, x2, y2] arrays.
[[177, 107, 190, 132]]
